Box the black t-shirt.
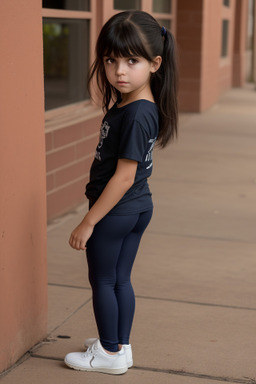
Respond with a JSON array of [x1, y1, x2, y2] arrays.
[[85, 99, 159, 215]]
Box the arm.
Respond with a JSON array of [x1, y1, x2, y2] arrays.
[[69, 158, 138, 250]]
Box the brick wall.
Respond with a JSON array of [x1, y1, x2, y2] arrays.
[[176, 0, 204, 112], [177, 0, 243, 112], [45, 112, 103, 220], [45, 0, 249, 220]]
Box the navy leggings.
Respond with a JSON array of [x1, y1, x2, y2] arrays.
[[86, 209, 152, 352]]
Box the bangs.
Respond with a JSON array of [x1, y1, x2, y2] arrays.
[[100, 22, 152, 60]]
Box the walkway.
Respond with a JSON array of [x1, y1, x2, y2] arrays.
[[1, 86, 256, 383]]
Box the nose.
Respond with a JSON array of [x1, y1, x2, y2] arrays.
[[115, 61, 126, 76]]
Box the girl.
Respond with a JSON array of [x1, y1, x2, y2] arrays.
[[64, 10, 178, 375]]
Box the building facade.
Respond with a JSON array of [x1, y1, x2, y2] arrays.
[[44, 0, 251, 220], [0, 0, 253, 373]]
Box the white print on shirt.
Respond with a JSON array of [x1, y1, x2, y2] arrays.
[[95, 121, 110, 161], [145, 137, 157, 169]]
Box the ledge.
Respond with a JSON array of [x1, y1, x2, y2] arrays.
[[45, 102, 103, 133]]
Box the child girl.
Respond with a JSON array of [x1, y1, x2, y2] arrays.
[[64, 10, 178, 375]]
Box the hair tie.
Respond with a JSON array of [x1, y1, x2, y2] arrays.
[[161, 26, 167, 37]]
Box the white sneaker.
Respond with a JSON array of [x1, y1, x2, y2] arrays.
[[64, 339, 127, 375], [84, 338, 133, 368]]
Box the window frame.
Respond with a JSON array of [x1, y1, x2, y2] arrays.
[[151, 0, 175, 32], [42, 4, 99, 124], [220, 1, 233, 65], [102, 0, 175, 34]]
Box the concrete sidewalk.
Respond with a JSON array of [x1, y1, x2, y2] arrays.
[[1, 86, 256, 383]]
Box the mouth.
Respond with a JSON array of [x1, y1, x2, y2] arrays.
[[117, 81, 128, 85]]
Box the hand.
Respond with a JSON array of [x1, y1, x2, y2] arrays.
[[69, 220, 94, 251]]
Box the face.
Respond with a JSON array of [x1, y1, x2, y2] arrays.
[[103, 54, 161, 102]]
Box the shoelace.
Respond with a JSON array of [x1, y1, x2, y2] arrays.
[[83, 343, 97, 358]]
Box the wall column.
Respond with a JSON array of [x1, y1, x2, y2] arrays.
[[0, 0, 48, 372], [233, 0, 249, 86], [253, 0, 256, 85], [176, 0, 204, 112]]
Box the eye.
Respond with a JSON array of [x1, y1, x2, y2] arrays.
[[105, 57, 115, 64], [128, 58, 138, 65]]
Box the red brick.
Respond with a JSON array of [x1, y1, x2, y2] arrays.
[[53, 123, 84, 148], [177, 0, 203, 12], [47, 178, 89, 220], [76, 136, 98, 159], [177, 36, 202, 51], [177, 11, 203, 25], [179, 79, 201, 93], [55, 158, 92, 187], [179, 61, 201, 78], [83, 114, 103, 136], [46, 146, 75, 172], [53, 115, 103, 149], [178, 91, 201, 112]]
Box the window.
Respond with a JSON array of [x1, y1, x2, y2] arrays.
[[246, 0, 254, 50], [221, 0, 232, 59], [43, 0, 90, 11], [221, 20, 229, 57], [113, 0, 174, 33], [152, 1, 174, 34], [114, 0, 141, 10], [223, 0, 230, 6], [153, 0, 172, 14], [43, 19, 89, 110], [42, 1, 176, 111], [42, 2, 92, 110]]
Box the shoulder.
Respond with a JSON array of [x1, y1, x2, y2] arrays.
[[122, 100, 158, 116], [122, 100, 159, 131]]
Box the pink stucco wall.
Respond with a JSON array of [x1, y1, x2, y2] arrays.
[[0, 0, 48, 372]]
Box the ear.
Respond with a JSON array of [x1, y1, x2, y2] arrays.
[[150, 56, 162, 73]]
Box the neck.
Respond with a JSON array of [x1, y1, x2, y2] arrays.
[[118, 84, 154, 107]]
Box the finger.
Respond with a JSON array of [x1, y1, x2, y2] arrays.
[[71, 237, 79, 250], [76, 239, 85, 250], [70, 236, 75, 248], [69, 234, 74, 247]]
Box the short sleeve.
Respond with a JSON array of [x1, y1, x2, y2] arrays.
[[118, 120, 149, 163]]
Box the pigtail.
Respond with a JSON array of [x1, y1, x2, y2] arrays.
[[153, 30, 179, 148]]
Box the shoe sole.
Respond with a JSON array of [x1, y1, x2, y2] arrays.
[[64, 358, 128, 375]]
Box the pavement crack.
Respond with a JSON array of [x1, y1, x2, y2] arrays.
[[30, 354, 63, 362], [132, 365, 256, 383], [136, 295, 256, 311], [48, 282, 91, 290], [147, 230, 256, 245]]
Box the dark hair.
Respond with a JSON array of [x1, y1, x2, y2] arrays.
[[88, 11, 178, 148]]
